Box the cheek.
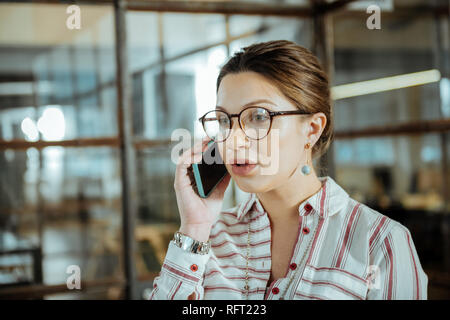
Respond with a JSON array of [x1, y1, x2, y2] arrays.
[[258, 122, 304, 167], [273, 137, 303, 177]]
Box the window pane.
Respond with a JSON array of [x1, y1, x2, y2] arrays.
[[135, 146, 178, 279], [133, 45, 227, 139], [229, 16, 312, 55], [162, 13, 226, 59], [334, 84, 442, 131], [0, 146, 122, 296], [0, 3, 117, 141], [333, 14, 444, 130], [126, 11, 160, 73], [335, 134, 445, 208]]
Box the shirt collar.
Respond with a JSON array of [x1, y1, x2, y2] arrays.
[[236, 176, 350, 221]]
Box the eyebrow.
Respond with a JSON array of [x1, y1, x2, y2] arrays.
[[216, 99, 277, 112]]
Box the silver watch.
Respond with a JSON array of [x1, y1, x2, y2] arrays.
[[173, 231, 211, 255]]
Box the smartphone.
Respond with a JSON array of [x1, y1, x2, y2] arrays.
[[188, 140, 229, 198]]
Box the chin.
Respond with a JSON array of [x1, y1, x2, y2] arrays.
[[232, 175, 272, 194]]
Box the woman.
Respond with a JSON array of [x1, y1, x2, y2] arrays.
[[149, 40, 428, 300]]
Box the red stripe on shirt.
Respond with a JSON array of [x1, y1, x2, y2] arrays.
[[208, 260, 270, 274], [369, 216, 387, 248], [306, 217, 325, 265], [383, 236, 394, 299], [335, 203, 361, 268], [204, 286, 263, 295], [211, 238, 271, 249], [162, 263, 200, 283], [219, 197, 254, 221], [149, 287, 158, 300], [341, 206, 362, 267], [406, 231, 420, 299], [209, 224, 270, 239], [170, 281, 182, 300], [214, 251, 271, 261], [220, 211, 239, 219], [320, 180, 327, 217], [294, 292, 325, 300], [307, 265, 366, 283], [216, 211, 266, 228], [205, 269, 267, 282], [302, 278, 364, 300]]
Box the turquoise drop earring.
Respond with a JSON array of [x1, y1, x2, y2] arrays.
[[301, 142, 312, 175]]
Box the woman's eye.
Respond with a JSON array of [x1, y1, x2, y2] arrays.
[[218, 117, 229, 125], [251, 112, 268, 121]]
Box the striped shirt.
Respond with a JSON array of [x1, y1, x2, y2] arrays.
[[149, 176, 428, 300]]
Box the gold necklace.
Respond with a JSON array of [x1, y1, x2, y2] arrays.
[[243, 215, 318, 300]]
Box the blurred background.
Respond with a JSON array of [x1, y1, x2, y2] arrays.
[[0, 0, 448, 299]]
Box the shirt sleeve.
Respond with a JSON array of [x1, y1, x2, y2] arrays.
[[367, 223, 428, 300], [148, 240, 210, 300]]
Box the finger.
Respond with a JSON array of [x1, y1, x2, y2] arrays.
[[178, 137, 212, 167], [191, 136, 212, 156], [179, 136, 210, 161], [176, 138, 204, 166], [175, 137, 212, 186]]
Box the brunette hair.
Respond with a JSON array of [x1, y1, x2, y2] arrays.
[[216, 40, 333, 160]]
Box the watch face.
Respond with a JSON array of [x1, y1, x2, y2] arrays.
[[200, 242, 210, 254], [173, 232, 209, 254]]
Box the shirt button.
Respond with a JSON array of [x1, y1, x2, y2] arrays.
[[302, 227, 310, 235], [289, 263, 297, 270], [304, 204, 313, 212], [190, 264, 198, 272], [188, 292, 196, 300], [272, 287, 280, 295]]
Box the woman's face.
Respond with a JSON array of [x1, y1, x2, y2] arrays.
[[216, 71, 326, 193]]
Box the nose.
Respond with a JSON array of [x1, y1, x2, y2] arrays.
[[226, 117, 249, 151]]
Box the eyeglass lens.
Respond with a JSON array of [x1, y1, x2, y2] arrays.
[[202, 107, 271, 142]]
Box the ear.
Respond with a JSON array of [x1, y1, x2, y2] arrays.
[[305, 112, 327, 146]]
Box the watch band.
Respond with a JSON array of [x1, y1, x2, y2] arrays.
[[173, 231, 211, 255]]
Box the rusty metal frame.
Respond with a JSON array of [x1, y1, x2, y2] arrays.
[[310, 0, 337, 178], [2, 118, 450, 151], [9, 0, 448, 16], [114, 0, 138, 300]]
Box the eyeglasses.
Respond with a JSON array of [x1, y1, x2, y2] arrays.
[[198, 106, 312, 142]]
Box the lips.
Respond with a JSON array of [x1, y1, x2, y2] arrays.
[[231, 162, 258, 176], [231, 159, 257, 165]]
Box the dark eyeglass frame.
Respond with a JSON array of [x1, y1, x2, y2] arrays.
[[198, 106, 313, 142]]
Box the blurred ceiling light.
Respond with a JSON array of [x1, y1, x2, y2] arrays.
[[331, 69, 442, 100], [347, 0, 393, 11], [21, 117, 39, 142], [37, 106, 65, 141]]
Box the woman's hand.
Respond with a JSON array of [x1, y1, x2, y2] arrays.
[[174, 137, 231, 242]]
